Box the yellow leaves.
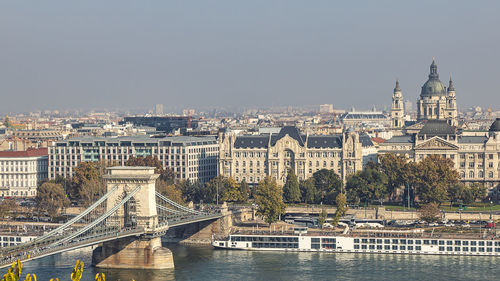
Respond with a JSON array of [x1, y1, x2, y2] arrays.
[[1, 260, 22, 281], [70, 260, 84, 281], [95, 273, 105, 281], [23, 274, 36, 281], [49, 279, 59, 281]]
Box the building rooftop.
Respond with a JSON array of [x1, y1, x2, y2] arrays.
[[0, 148, 48, 158], [418, 120, 456, 136]]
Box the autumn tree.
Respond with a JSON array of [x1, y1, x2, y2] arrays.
[[36, 182, 69, 219], [0, 199, 18, 219], [418, 202, 441, 223], [71, 161, 108, 206], [412, 155, 459, 205], [345, 167, 389, 204], [300, 178, 317, 204], [283, 168, 301, 203], [156, 180, 185, 204], [470, 183, 488, 202], [331, 193, 348, 226], [318, 208, 328, 227], [222, 177, 243, 202], [449, 183, 474, 204], [312, 169, 342, 205], [239, 180, 250, 203], [254, 177, 286, 224], [378, 153, 412, 199], [125, 155, 175, 184]]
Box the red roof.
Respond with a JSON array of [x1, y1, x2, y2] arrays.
[[371, 137, 386, 144], [0, 148, 48, 158]]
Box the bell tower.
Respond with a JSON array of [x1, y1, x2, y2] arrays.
[[391, 80, 405, 128], [445, 76, 458, 126]]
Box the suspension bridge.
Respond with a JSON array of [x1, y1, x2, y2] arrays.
[[0, 167, 223, 269]]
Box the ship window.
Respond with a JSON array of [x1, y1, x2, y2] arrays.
[[463, 241, 469, 246], [377, 245, 382, 250], [400, 239, 407, 244], [354, 239, 360, 243], [463, 247, 469, 252], [312, 244, 320, 249], [354, 245, 360, 249], [376, 239, 382, 244], [479, 241, 485, 246], [495, 248, 500, 252], [362, 245, 367, 249], [455, 247, 461, 251], [392, 245, 398, 250], [423, 240, 430, 245], [384, 239, 390, 244], [369, 245, 375, 250], [407, 240, 413, 245], [447, 247, 453, 251], [439, 240, 445, 245], [439, 246, 445, 251], [455, 240, 461, 245], [479, 247, 485, 252], [362, 239, 368, 243], [369, 239, 376, 244], [415, 240, 421, 245], [470, 241, 477, 246], [416, 246, 422, 251], [400, 246, 406, 251], [447, 241, 453, 245], [487, 241, 493, 246], [487, 248, 493, 252], [471, 247, 477, 252], [408, 246, 413, 251], [384, 245, 390, 250], [392, 239, 398, 244], [311, 238, 320, 243], [431, 240, 438, 245]]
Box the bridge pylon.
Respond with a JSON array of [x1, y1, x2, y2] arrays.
[[92, 167, 174, 269]]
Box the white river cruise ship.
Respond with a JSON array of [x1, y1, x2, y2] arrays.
[[213, 228, 500, 256]]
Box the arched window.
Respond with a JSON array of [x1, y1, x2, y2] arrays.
[[460, 172, 465, 178], [488, 171, 494, 178], [469, 171, 474, 178], [478, 171, 484, 178]]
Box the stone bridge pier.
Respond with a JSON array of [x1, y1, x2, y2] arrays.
[[91, 167, 174, 269]]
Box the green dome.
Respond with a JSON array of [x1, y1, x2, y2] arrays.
[[490, 118, 500, 132], [420, 60, 447, 98]]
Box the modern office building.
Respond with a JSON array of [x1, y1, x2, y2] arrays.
[[0, 148, 48, 197], [49, 136, 218, 183], [121, 116, 198, 133], [218, 126, 376, 185]]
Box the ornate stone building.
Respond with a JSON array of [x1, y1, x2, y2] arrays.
[[218, 126, 376, 185], [416, 60, 458, 126], [391, 80, 405, 128], [379, 119, 500, 199]]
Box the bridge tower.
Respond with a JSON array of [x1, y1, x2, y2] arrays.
[[92, 167, 174, 269]]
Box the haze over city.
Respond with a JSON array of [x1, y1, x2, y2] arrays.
[[1, 0, 500, 114]]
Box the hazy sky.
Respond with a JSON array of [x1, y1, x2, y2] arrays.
[[1, 1, 499, 114]]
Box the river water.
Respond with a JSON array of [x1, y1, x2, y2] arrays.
[[14, 244, 500, 280]]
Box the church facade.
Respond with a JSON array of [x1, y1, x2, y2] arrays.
[[385, 60, 499, 200]]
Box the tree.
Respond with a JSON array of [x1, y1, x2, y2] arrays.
[[239, 180, 250, 203], [254, 177, 286, 224], [300, 178, 317, 204], [345, 167, 389, 204], [283, 169, 301, 203], [312, 169, 342, 204], [318, 208, 328, 227], [156, 179, 185, 204], [378, 153, 412, 199], [222, 177, 243, 202], [331, 193, 348, 226], [0, 199, 18, 219], [125, 156, 175, 184], [449, 183, 474, 204], [470, 183, 488, 202], [418, 203, 441, 223], [3, 115, 11, 128], [412, 155, 459, 205], [71, 161, 109, 207], [36, 182, 69, 219]]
